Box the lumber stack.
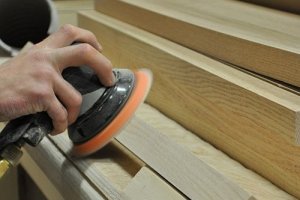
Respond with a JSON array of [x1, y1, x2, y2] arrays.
[[82, 0, 299, 198], [3, 0, 299, 199], [95, 0, 300, 87], [20, 104, 296, 200]]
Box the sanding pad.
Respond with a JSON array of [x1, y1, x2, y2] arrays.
[[72, 69, 153, 157]]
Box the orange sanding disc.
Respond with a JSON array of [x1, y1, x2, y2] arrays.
[[72, 69, 152, 157]]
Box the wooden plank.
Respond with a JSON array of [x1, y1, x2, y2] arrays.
[[78, 10, 300, 198], [49, 133, 140, 200], [21, 149, 64, 200], [117, 117, 255, 200], [54, 0, 93, 26], [238, 0, 300, 14], [53, 0, 90, 1], [136, 104, 296, 200], [25, 137, 105, 200], [0, 98, 295, 200], [95, 0, 300, 87], [0, 96, 296, 200], [48, 110, 253, 200], [123, 167, 186, 200]]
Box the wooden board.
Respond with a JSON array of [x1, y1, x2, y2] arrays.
[[136, 104, 296, 200], [21, 150, 64, 200], [95, 0, 300, 87], [48, 135, 137, 200], [53, 0, 90, 1], [78, 10, 300, 198], [123, 167, 186, 200], [54, 0, 94, 26], [15, 103, 296, 200], [117, 117, 255, 200], [49, 121, 254, 199], [24, 138, 105, 200]]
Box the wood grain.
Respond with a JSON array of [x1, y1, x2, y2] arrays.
[[49, 133, 140, 200], [95, 0, 300, 87], [12, 102, 296, 200], [49, 115, 254, 199], [117, 117, 255, 200], [24, 137, 105, 200], [78, 10, 300, 198], [136, 104, 296, 200], [123, 167, 186, 200]]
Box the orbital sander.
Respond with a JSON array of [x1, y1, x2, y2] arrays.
[[0, 66, 152, 177]]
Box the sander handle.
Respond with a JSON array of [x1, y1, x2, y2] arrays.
[[0, 112, 53, 150], [0, 112, 53, 178]]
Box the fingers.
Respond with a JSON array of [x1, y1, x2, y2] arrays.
[[26, 25, 114, 134], [46, 94, 68, 135], [38, 24, 114, 86], [39, 24, 102, 52], [53, 75, 82, 125], [52, 43, 115, 86]]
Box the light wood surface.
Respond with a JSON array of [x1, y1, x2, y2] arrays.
[[78, 10, 300, 198], [95, 0, 300, 87], [54, 0, 94, 26], [49, 134, 136, 200], [136, 104, 296, 200], [21, 150, 64, 200], [25, 137, 105, 200], [123, 167, 186, 200], [25, 104, 297, 199], [117, 117, 255, 200], [50, 119, 253, 200], [5, 102, 295, 199]]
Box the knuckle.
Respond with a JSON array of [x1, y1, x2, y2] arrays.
[[73, 93, 83, 107], [36, 88, 52, 100], [78, 43, 95, 57], [29, 49, 48, 63], [85, 29, 94, 38], [60, 24, 76, 38], [69, 92, 82, 109], [55, 108, 68, 128], [37, 66, 56, 80], [86, 30, 97, 41]]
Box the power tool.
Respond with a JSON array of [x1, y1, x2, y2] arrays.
[[0, 66, 152, 178]]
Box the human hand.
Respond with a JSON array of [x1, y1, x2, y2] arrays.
[[0, 24, 114, 134]]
